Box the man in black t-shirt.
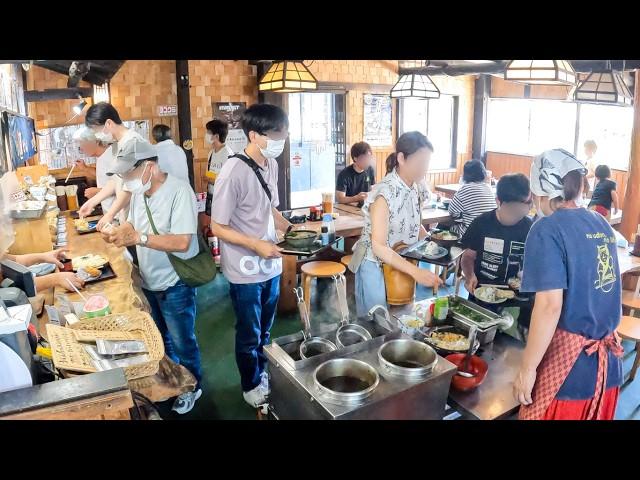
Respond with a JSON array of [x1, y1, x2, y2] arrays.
[[461, 173, 534, 329], [336, 141, 376, 207]]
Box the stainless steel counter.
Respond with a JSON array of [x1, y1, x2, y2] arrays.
[[265, 319, 457, 420], [447, 333, 524, 420]]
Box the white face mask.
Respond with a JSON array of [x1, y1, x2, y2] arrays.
[[574, 195, 586, 207], [123, 162, 151, 194], [205, 133, 214, 145], [95, 125, 115, 144], [259, 137, 286, 159]]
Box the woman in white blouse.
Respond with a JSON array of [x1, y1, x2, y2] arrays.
[[352, 131, 443, 317]]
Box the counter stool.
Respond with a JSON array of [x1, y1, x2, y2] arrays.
[[622, 274, 640, 315], [617, 315, 640, 383], [340, 255, 355, 298], [301, 261, 346, 316]]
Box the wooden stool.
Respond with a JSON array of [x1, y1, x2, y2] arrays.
[[622, 289, 640, 314], [617, 315, 640, 383], [301, 261, 346, 316], [340, 255, 352, 267]]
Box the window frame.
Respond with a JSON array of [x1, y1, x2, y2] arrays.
[[397, 94, 459, 170]]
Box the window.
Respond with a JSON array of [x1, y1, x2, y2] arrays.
[[577, 104, 634, 170], [399, 95, 457, 170], [288, 92, 343, 209], [486, 99, 577, 156]]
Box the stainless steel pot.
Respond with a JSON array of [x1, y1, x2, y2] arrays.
[[313, 357, 379, 405], [377, 339, 437, 379], [294, 287, 337, 359], [333, 274, 372, 348]]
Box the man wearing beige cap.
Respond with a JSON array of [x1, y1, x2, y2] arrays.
[[101, 136, 203, 415]]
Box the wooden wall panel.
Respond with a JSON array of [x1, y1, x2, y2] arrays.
[[491, 76, 570, 100], [27, 60, 475, 197]]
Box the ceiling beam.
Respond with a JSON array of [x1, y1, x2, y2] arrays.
[[399, 60, 640, 77], [25, 87, 93, 102]]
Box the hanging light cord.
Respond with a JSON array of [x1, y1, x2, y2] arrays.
[[303, 60, 315, 68]]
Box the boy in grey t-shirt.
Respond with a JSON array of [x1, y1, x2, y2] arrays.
[[211, 104, 292, 408]]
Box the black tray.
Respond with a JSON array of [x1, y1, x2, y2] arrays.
[[277, 236, 342, 256], [60, 259, 117, 284], [398, 240, 463, 267]]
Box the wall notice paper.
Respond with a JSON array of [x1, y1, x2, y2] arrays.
[[196, 192, 206, 213], [37, 120, 150, 170], [213, 102, 247, 154], [363, 94, 393, 147]]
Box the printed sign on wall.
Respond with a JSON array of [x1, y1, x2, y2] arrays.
[[213, 102, 247, 154]]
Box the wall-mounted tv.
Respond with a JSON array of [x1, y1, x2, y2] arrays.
[[3, 112, 36, 169]]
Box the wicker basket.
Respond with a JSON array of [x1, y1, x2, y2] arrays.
[[47, 311, 165, 380]]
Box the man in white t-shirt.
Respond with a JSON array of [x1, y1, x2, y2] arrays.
[[151, 124, 189, 182], [72, 127, 115, 212], [102, 136, 203, 415], [204, 119, 234, 216], [81, 102, 146, 230]]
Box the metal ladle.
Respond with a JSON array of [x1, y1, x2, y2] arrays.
[[294, 287, 337, 359], [333, 274, 372, 348], [456, 325, 477, 378]]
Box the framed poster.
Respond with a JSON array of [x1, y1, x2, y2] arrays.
[[213, 102, 247, 153], [6, 113, 36, 168], [363, 93, 393, 147]]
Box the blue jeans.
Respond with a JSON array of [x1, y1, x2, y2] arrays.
[[143, 280, 202, 389], [355, 259, 387, 319], [228, 275, 280, 392]]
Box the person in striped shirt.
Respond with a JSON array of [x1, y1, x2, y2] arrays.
[[448, 159, 497, 237]]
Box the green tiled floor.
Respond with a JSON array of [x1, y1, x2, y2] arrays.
[[157, 270, 640, 420]]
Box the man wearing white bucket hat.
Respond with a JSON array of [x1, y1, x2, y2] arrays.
[[514, 148, 623, 420]]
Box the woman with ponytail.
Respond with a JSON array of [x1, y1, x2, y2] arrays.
[[350, 131, 443, 318]]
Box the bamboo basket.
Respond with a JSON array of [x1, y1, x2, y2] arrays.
[[46, 311, 164, 380]]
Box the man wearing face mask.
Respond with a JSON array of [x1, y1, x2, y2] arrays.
[[204, 119, 234, 218], [102, 137, 203, 415], [82, 102, 146, 231], [210, 103, 292, 408], [460, 173, 535, 336]]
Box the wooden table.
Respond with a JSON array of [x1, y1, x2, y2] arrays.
[[619, 246, 640, 276], [40, 212, 196, 406], [422, 206, 452, 226]]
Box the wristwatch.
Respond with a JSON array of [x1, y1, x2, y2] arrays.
[[138, 233, 149, 247]]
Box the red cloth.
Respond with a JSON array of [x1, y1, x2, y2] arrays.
[[593, 205, 610, 217], [542, 386, 619, 420], [519, 328, 623, 420]]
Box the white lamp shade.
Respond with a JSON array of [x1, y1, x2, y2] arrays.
[[390, 74, 440, 99], [258, 61, 318, 93], [504, 60, 577, 86], [572, 71, 633, 106]]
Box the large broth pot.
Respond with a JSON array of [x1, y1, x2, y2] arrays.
[[377, 339, 437, 379], [313, 358, 379, 405]]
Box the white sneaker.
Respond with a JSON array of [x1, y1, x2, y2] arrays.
[[172, 389, 202, 415], [243, 384, 268, 408], [259, 371, 270, 395]]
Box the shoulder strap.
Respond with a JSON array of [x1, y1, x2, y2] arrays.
[[231, 153, 272, 202], [143, 195, 159, 235]]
